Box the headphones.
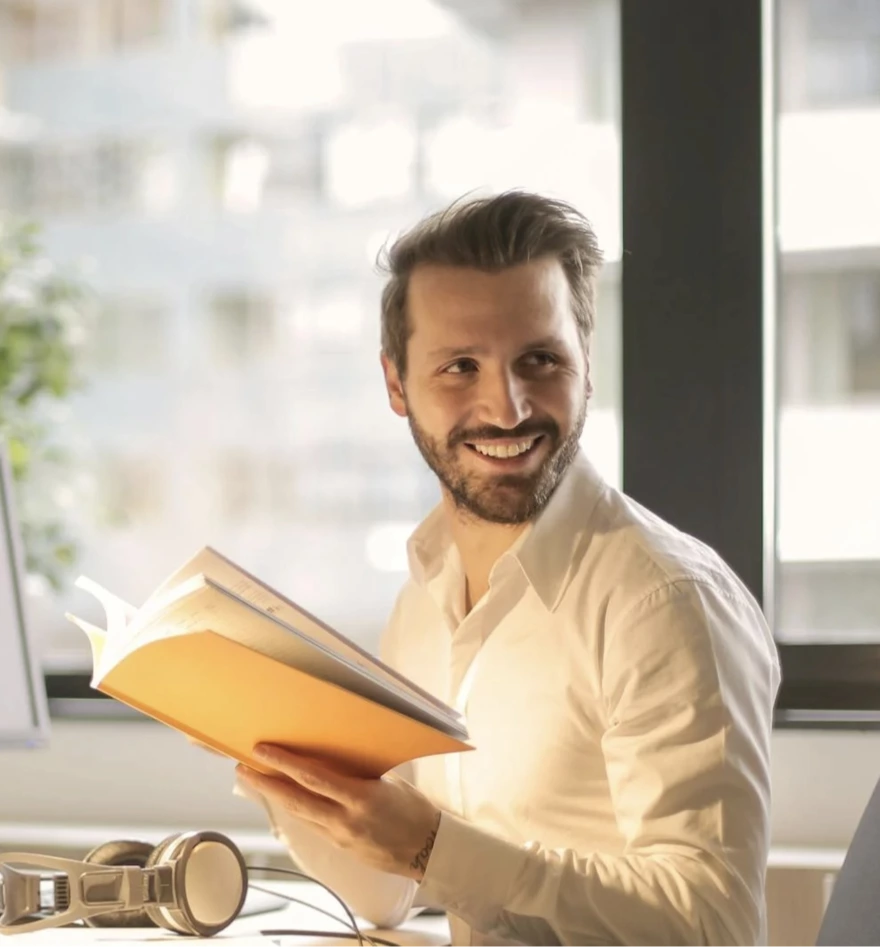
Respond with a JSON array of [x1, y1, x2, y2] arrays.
[[0, 830, 247, 936]]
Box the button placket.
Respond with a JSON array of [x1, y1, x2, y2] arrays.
[[446, 605, 487, 817]]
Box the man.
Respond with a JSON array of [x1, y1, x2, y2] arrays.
[[234, 191, 780, 945]]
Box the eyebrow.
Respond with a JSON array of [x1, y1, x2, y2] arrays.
[[426, 336, 568, 361], [427, 344, 485, 361]]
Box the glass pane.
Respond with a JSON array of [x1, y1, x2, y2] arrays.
[[776, 0, 880, 641], [0, 0, 621, 669]]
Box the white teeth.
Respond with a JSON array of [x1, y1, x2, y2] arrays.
[[472, 438, 537, 459]]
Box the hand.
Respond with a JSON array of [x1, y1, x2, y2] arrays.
[[235, 744, 441, 881]]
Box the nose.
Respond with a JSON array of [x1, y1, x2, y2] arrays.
[[477, 366, 533, 431]]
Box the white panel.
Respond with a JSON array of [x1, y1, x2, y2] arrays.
[[0, 445, 49, 747]]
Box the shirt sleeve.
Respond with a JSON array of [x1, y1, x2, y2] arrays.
[[416, 578, 780, 946]]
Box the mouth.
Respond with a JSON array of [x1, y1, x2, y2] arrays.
[[463, 434, 546, 467]]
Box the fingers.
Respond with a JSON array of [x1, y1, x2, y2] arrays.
[[251, 744, 362, 807], [236, 765, 337, 826]]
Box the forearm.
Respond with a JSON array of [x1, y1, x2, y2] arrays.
[[418, 812, 755, 946]]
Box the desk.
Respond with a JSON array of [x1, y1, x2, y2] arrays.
[[0, 822, 851, 947], [1, 880, 451, 946], [767, 845, 846, 872]]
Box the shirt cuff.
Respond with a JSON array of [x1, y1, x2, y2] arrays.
[[416, 811, 528, 921]]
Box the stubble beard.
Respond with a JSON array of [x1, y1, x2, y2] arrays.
[[405, 396, 587, 526]]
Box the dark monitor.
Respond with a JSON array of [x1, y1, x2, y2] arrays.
[[0, 442, 49, 747]]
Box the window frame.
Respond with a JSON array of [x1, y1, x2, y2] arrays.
[[46, 0, 876, 724], [619, 0, 878, 727]]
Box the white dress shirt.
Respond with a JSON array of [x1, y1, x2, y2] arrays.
[[240, 451, 780, 946]]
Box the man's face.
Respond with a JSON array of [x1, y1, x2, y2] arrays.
[[382, 256, 590, 525]]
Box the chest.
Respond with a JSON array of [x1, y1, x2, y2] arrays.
[[400, 592, 616, 848]]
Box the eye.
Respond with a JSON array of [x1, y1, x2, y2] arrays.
[[522, 351, 559, 368], [443, 358, 478, 375]]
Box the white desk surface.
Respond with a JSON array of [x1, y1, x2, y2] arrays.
[[1, 880, 451, 946], [0, 821, 850, 872], [766, 846, 847, 871]]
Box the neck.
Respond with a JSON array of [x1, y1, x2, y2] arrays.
[[441, 495, 530, 612]]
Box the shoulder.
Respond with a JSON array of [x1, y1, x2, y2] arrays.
[[571, 482, 754, 609], [564, 484, 777, 669], [551, 485, 779, 718]]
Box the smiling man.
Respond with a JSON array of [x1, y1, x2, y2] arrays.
[[235, 191, 781, 946]]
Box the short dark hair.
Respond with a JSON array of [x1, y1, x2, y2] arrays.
[[378, 190, 603, 376]]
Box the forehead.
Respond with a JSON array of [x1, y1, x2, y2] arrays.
[[406, 257, 575, 348]]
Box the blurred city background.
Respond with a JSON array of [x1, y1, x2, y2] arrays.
[[0, 0, 877, 670]]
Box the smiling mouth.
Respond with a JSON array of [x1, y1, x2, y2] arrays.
[[464, 435, 544, 460]]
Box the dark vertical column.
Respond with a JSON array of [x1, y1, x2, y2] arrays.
[[620, 0, 766, 603]]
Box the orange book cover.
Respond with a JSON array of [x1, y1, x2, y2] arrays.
[[98, 631, 470, 778], [66, 548, 472, 778]]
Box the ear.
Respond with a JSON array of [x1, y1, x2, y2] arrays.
[[380, 352, 408, 418]]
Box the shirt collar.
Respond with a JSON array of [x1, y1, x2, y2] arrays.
[[406, 450, 607, 612], [407, 502, 453, 588], [509, 450, 607, 610]]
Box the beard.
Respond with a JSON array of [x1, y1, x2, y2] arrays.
[[406, 396, 587, 526]]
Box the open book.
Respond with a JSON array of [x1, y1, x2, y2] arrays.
[[66, 547, 471, 778]]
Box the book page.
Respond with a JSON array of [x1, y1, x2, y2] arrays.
[[139, 546, 225, 608], [71, 577, 138, 641], [119, 579, 467, 739], [66, 574, 208, 678], [63, 614, 107, 686], [143, 546, 460, 724]]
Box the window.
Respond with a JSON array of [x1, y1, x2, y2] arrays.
[[0, 146, 35, 214], [779, 0, 880, 109], [15, 0, 875, 718], [325, 116, 419, 208], [0, 139, 173, 217], [0, 2, 37, 66], [212, 132, 321, 212], [97, 0, 167, 52], [779, 268, 880, 403], [85, 296, 169, 374], [0, 0, 169, 65], [207, 291, 276, 366], [212, 449, 258, 521], [27, 0, 82, 63], [93, 453, 166, 529], [200, 0, 271, 41], [776, 0, 880, 646], [4, 0, 621, 674]]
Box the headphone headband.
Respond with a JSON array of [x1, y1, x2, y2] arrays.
[[0, 831, 246, 937]]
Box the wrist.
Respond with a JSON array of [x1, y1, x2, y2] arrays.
[[408, 810, 441, 881]]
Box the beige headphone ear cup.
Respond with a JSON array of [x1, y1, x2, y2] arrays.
[[147, 831, 248, 937], [81, 840, 156, 928]]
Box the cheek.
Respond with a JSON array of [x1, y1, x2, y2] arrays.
[[535, 379, 584, 421], [411, 383, 470, 429]]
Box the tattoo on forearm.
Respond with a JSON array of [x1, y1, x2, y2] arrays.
[[410, 817, 440, 879]]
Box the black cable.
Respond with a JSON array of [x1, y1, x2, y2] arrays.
[[247, 881, 374, 944], [260, 930, 400, 946], [245, 864, 365, 946]]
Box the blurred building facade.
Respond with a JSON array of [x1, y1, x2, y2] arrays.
[[0, 0, 877, 664]]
